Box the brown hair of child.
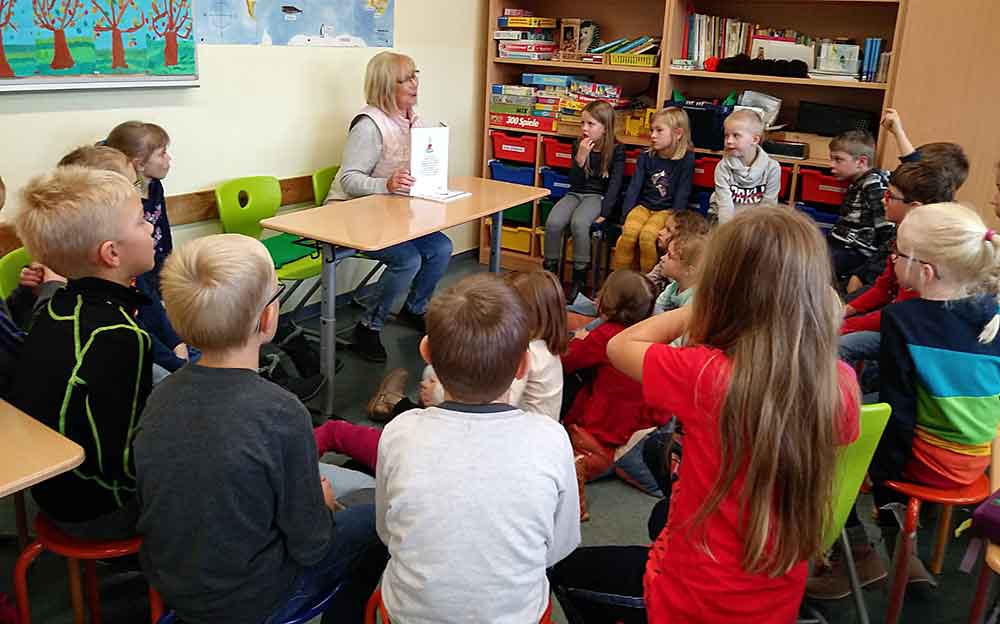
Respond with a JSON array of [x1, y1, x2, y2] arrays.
[[581, 100, 618, 178], [889, 161, 956, 204], [424, 273, 530, 403], [59, 145, 136, 181], [673, 209, 710, 238], [509, 270, 569, 356], [829, 130, 876, 166], [916, 142, 969, 191], [597, 270, 655, 327], [105, 121, 170, 166], [671, 232, 709, 269]]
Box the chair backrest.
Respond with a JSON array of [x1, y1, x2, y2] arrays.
[[0, 246, 31, 300], [214, 176, 282, 240], [311, 165, 340, 207], [823, 402, 891, 550]]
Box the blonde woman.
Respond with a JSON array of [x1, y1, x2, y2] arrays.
[[326, 51, 452, 363]]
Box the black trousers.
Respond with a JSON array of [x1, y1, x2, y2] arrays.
[[550, 546, 650, 624]]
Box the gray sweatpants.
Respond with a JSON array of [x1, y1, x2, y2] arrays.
[[543, 192, 602, 268]]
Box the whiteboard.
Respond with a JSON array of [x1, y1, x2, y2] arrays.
[[0, 0, 198, 92]]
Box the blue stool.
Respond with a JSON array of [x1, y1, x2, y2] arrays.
[[156, 583, 341, 624]]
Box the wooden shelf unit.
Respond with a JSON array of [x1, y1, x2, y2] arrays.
[[479, 0, 907, 269]]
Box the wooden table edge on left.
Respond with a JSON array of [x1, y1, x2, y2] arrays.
[[259, 176, 549, 417]]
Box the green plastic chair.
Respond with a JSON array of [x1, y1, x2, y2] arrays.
[[214, 176, 321, 282], [0, 246, 31, 300], [310, 166, 384, 310], [801, 402, 892, 624]]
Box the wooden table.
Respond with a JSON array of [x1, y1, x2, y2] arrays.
[[1, 399, 84, 548], [261, 176, 549, 416]]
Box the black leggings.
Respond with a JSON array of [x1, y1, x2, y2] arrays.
[[550, 546, 650, 624]]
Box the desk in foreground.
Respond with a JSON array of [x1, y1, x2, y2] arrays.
[[0, 399, 84, 499]]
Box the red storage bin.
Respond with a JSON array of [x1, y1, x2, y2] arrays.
[[779, 165, 792, 200], [491, 131, 537, 164], [624, 148, 642, 177], [799, 169, 850, 206], [693, 156, 720, 189], [541, 137, 573, 169]]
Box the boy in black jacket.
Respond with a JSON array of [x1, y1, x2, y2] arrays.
[[11, 166, 155, 540]]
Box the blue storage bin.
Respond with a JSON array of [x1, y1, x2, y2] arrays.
[[540, 167, 571, 200], [489, 159, 534, 186], [797, 202, 839, 232], [690, 191, 711, 215]]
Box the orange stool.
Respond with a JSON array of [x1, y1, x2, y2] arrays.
[[14, 514, 163, 624], [364, 587, 553, 624], [883, 475, 990, 624]]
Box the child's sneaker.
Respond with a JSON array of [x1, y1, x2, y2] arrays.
[[805, 545, 887, 600]]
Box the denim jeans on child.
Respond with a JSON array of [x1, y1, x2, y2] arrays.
[[262, 503, 386, 624], [361, 232, 452, 331], [838, 331, 880, 365]]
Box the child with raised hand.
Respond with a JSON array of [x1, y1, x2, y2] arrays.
[[827, 130, 891, 281], [881, 108, 971, 189], [709, 109, 781, 223], [135, 234, 382, 624], [811, 202, 1000, 598], [613, 107, 696, 272], [543, 100, 625, 301], [375, 272, 579, 624], [104, 121, 192, 380], [562, 269, 661, 520], [11, 166, 156, 540], [551, 206, 860, 624], [839, 161, 955, 367]]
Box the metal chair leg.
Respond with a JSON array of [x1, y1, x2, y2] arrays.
[[84, 559, 101, 624], [840, 528, 871, 624], [67, 558, 85, 624], [969, 553, 993, 624], [886, 497, 920, 624]]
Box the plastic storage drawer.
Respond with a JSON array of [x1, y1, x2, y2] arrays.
[[541, 137, 573, 168], [799, 169, 849, 206], [692, 156, 720, 189], [540, 167, 571, 199], [489, 159, 535, 186], [490, 131, 537, 164]]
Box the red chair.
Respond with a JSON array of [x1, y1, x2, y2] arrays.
[[14, 514, 163, 624], [364, 587, 554, 624], [883, 474, 991, 624]]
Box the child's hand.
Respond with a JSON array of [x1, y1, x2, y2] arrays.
[[656, 228, 670, 250], [419, 376, 440, 407], [18, 265, 43, 290], [574, 328, 590, 341], [594, 216, 605, 224], [845, 275, 864, 294], [39, 264, 66, 284], [844, 303, 857, 317], [173, 343, 190, 360], [321, 476, 344, 512], [881, 108, 903, 135], [575, 138, 595, 165]]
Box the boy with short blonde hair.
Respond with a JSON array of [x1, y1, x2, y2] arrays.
[[710, 109, 781, 223], [135, 233, 382, 624], [10, 165, 155, 540], [827, 130, 890, 281], [376, 272, 580, 624]]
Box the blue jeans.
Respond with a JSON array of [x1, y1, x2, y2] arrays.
[[839, 330, 880, 365], [263, 504, 385, 624], [362, 232, 452, 331]]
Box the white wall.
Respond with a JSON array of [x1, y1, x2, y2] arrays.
[[0, 0, 488, 294]]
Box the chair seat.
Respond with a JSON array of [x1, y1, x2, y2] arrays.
[[884, 473, 990, 505], [33, 514, 141, 559], [276, 254, 322, 281]]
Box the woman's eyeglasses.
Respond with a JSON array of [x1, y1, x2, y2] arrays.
[[255, 282, 287, 331], [397, 70, 420, 84]]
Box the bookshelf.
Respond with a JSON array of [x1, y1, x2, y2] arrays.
[[478, 0, 907, 271]]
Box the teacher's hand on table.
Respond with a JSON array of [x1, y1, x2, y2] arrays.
[[387, 169, 415, 194]]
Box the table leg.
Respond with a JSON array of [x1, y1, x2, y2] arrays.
[[490, 211, 503, 273], [14, 491, 28, 550], [320, 243, 337, 418]]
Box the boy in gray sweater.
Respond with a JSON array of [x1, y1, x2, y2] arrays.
[[709, 109, 782, 223], [135, 234, 383, 624], [375, 272, 581, 624]]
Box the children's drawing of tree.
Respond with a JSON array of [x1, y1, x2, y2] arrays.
[[92, 0, 144, 68], [0, 0, 15, 77], [150, 0, 189, 67], [33, 0, 85, 69]]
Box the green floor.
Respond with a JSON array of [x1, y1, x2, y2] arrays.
[[0, 254, 992, 623]]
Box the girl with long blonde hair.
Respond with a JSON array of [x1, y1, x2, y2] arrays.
[[550, 206, 861, 624]]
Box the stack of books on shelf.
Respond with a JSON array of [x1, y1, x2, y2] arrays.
[[490, 74, 632, 132], [808, 38, 890, 83], [682, 11, 817, 69], [860, 38, 890, 82], [494, 9, 558, 60]]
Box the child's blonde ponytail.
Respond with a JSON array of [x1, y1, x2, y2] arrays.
[[978, 228, 1000, 343]]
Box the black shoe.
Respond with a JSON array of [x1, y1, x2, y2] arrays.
[[351, 323, 387, 363], [566, 268, 587, 304], [394, 307, 426, 334], [542, 258, 559, 274]]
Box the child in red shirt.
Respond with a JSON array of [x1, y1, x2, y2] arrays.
[[551, 206, 860, 624], [562, 269, 659, 521]]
